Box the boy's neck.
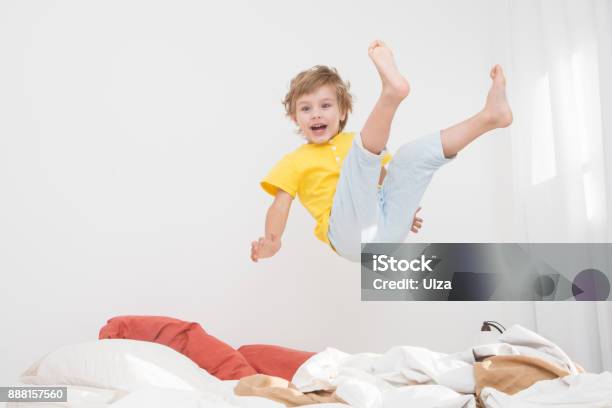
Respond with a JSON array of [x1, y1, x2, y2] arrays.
[[306, 132, 342, 145]]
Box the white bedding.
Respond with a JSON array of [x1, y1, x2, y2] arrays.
[[10, 325, 612, 408]]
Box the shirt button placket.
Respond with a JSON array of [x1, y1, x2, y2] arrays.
[[331, 145, 339, 165]]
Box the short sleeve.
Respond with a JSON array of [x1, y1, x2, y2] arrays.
[[382, 152, 393, 166], [261, 154, 300, 198]]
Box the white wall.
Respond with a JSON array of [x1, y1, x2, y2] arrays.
[[0, 0, 542, 384]]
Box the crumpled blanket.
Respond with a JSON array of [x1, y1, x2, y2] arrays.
[[281, 325, 589, 408]]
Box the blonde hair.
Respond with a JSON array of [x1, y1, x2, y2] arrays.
[[283, 65, 353, 133]]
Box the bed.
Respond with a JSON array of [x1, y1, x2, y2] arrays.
[[7, 325, 612, 408]]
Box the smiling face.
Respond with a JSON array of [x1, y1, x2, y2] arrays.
[[293, 84, 346, 144]]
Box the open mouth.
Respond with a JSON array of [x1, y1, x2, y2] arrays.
[[310, 124, 327, 132]]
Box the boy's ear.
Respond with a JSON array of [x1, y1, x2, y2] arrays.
[[290, 113, 302, 133], [340, 110, 347, 122], [291, 116, 300, 130]]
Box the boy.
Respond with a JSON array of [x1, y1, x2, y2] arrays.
[[251, 40, 512, 263]]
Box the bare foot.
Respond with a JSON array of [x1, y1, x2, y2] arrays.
[[368, 40, 410, 102], [483, 64, 513, 128]]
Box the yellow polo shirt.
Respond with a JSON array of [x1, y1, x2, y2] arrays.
[[261, 132, 391, 245]]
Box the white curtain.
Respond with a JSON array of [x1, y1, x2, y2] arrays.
[[507, 0, 612, 372]]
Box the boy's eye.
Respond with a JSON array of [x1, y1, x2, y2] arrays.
[[322, 103, 332, 108], [300, 106, 310, 112]]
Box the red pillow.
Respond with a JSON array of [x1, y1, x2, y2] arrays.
[[99, 316, 256, 380], [238, 344, 316, 381]]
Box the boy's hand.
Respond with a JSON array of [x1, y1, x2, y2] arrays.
[[251, 233, 281, 262], [410, 207, 423, 233]]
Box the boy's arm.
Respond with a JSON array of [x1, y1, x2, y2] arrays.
[[251, 190, 293, 262]]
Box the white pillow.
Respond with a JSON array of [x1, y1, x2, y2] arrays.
[[20, 339, 230, 398]]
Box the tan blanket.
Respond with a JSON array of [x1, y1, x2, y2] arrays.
[[234, 374, 345, 407], [474, 355, 571, 396]]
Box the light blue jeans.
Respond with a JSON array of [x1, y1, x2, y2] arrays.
[[328, 131, 453, 262]]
